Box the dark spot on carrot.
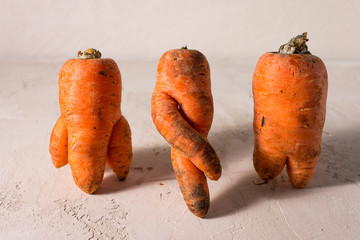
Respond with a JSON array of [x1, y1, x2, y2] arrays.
[[199, 73, 205, 76], [110, 102, 119, 107], [99, 71, 106, 76], [261, 116, 265, 127], [94, 126, 96, 129], [311, 150, 320, 158], [111, 81, 116, 84], [118, 176, 126, 181], [289, 59, 298, 67], [292, 72, 295, 76], [174, 58, 177, 60], [191, 184, 207, 198], [280, 90, 283, 93], [298, 114, 308, 124], [199, 144, 221, 176], [175, 75, 178, 77], [189, 199, 209, 215]]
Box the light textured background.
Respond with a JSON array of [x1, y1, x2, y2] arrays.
[[1, 1, 360, 239], [1, 0, 360, 61]]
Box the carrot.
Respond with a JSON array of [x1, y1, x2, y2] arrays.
[[49, 48, 132, 194], [252, 33, 328, 188], [151, 47, 221, 217]]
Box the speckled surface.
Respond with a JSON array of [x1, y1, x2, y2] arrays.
[[1, 0, 360, 238], [0, 58, 359, 239]]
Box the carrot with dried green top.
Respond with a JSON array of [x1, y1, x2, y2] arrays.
[[49, 48, 132, 194], [253, 33, 328, 188], [151, 47, 221, 218]]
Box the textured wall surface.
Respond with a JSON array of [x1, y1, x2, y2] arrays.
[[1, 0, 360, 61]]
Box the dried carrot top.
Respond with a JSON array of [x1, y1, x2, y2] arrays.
[[77, 48, 102, 59], [278, 32, 310, 54]]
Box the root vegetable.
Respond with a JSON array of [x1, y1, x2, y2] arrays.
[[49, 48, 132, 193], [253, 33, 328, 187], [151, 47, 221, 217]]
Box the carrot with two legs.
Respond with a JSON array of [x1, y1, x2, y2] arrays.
[[49, 48, 132, 194], [253, 33, 328, 187]]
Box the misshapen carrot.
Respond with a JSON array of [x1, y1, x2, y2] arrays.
[[253, 33, 328, 187], [49, 48, 132, 194], [151, 47, 221, 217]]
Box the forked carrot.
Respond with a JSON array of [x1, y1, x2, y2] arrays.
[[151, 47, 221, 217], [253, 33, 328, 187], [49, 48, 132, 193]]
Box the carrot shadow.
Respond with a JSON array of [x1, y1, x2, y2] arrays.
[[209, 122, 254, 166], [96, 144, 174, 195], [207, 128, 360, 218], [96, 122, 254, 195], [311, 129, 360, 187]]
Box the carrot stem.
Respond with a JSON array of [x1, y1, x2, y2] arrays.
[[77, 48, 102, 59], [278, 32, 310, 54]]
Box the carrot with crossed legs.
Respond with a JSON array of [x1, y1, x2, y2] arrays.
[[151, 47, 221, 217]]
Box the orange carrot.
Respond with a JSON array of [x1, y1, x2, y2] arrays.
[[151, 47, 221, 217], [252, 33, 328, 187], [49, 48, 132, 193]]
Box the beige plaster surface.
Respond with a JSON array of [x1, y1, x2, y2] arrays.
[[0, 58, 359, 239]]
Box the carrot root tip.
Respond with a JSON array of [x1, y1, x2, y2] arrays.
[[117, 176, 127, 182], [188, 200, 209, 218]]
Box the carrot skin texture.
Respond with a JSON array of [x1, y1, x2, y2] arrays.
[[152, 92, 221, 180], [151, 49, 221, 217], [107, 116, 132, 181], [49, 58, 132, 194], [253, 53, 328, 188], [49, 117, 68, 168], [172, 149, 209, 218]]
